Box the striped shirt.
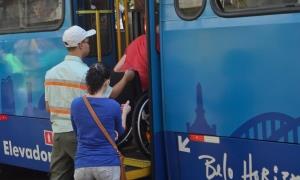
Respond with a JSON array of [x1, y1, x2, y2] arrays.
[[45, 55, 112, 133], [45, 55, 88, 133]]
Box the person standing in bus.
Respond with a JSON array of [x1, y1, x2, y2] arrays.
[[71, 63, 131, 180], [45, 25, 134, 180]]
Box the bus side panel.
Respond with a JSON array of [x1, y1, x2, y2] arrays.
[[0, 116, 52, 172], [160, 3, 300, 144], [0, 0, 72, 118], [0, 0, 72, 171], [160, 1, 300, 179], [165, 131, 300, 179]]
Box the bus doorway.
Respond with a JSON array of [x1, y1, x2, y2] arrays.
[[73, 0, 155, 179]]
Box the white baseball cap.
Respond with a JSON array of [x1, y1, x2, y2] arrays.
[[62, 25, 96, 47]]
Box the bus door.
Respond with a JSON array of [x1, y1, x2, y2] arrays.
[[73, 1, 151, 179], [159, 0, 300, 179], [146, 0, 170, 180]]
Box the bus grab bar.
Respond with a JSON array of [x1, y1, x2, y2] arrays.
[[77, 10, 113, 62], [77, 2, 130, 62]]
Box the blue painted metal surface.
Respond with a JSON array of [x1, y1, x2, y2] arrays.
[[160, 0, 300, 138], [0, 116, 52, 171], [0, 0, 73, 172], [156, 0, 300, 179], [0, 1, 72, 118], [148, 0, 167, 179], [165, 131, 300, 180]]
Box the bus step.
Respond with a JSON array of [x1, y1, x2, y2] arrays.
[[124, 157, 151, 168], [124, 157, 151, 179]]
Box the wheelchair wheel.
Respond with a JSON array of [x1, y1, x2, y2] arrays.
[[132, 92, 151, 158]]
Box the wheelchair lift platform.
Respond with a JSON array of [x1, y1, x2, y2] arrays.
[[123, 146, 151, 179]]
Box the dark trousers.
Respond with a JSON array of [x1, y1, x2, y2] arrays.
[[50, 132, 77, 180]]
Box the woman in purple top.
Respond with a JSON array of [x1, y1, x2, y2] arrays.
[[71, 63, 131, 180]]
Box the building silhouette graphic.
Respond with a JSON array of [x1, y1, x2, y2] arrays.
[[187, 83, 216, 135]]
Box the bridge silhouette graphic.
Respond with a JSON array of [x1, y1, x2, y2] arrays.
[[232, 112, 300, 143]]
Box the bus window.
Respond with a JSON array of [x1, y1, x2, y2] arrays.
[[175, 0, 205, 20], [0, 1, 22, 31], [28, 0, 63, 26], [215, 0, 300, 15], [0, 0, 63, 34]]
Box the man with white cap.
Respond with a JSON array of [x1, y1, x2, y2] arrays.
[[44, 25, 134, 180]]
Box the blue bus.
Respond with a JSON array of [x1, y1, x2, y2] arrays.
[[1, 0, 300, 179]]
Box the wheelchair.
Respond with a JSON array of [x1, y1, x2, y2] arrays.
[[110, 72, 151, 158]]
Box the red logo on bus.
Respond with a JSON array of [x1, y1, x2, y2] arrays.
[[44, 130, 53, 146], [0, 114, 8, 121]]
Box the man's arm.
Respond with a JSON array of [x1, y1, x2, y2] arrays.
[[114, 54, 126, 72], [110, 70, 135, 98]]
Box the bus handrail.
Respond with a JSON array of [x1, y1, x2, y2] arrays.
[[77, 5, 130, 62], [77, 10, 113, 62], [115, 0, 122, 61], [124, 0, 129, 47]]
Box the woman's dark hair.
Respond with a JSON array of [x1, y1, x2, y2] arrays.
[[85, 63, 110, 95]]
